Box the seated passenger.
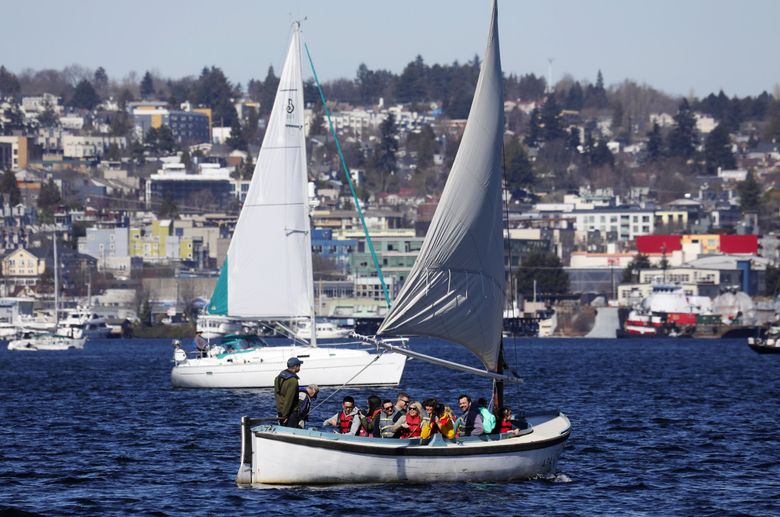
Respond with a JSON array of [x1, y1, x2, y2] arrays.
[[421, 403, 455, 440], [476, 397, 497, 434], [456, 394, 483, 437], [377, 399, 397, 438], [323, 396, 363, 435], [390, 401, 424, 438], [498, 406, 522, 436], [360, 395, 383, 437]]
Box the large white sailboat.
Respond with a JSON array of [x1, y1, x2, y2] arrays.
[[171, 23, 406, 389], [236, 1, 570, 485]]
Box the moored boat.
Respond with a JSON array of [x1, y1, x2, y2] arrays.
[[748, 326, 780, 354], [171, 19, 405, 388]]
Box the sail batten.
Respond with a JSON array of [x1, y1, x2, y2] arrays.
[[377, 0, 505, 371], [208, 24, 313, 320]]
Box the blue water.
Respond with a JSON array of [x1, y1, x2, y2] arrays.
[[1, 337, 779, 515]]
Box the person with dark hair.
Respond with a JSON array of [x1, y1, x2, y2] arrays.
[[392, 392, 411, 423], [476, 397, 496, 433], [194, 330, 208, 358], [360, 395, 383, 437], [323, 395, 362, 435], [274, 357, 303, 426], [377, 399, 397, 438], [422, 402, 455, 440], [456, 394, 483, 437], [498, 406, 521, 436]]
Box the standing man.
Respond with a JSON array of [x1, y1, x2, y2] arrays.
[[194, 330, 208, 358], [274, 357, 303, 426], [457, 394, 484, 437]]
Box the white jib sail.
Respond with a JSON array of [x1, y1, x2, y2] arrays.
[[225, 24, 313, 319], [378, 0, 505, 371]]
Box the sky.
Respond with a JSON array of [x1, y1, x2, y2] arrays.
[[3, 0, 779, 99]]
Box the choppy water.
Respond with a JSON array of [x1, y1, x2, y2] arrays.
[[1, 337, 779, 515]]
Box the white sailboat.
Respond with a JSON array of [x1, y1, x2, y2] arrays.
[[236, 1, 570, 485], [171, 22, 406, 389], [8, 232, 86, 351]]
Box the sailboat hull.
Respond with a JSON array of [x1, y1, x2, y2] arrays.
[[237, 412, 570, 485], [171, 345, 406, 388]]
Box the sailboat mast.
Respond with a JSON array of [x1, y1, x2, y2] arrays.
[[295, 22, 318, 348], [493, 339, 505, 413], [53, 230, 59, 325]]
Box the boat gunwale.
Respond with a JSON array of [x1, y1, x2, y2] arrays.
[[251, 415, 570, 457]]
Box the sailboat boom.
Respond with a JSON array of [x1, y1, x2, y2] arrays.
[[353, 334, 522, 384]]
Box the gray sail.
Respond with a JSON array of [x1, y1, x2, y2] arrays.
[[377, 0, 505, 371]]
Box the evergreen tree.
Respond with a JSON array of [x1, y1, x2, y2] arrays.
[[140, 71, 155, 98], [226, 116, 247, 151], [524, 108, 542, 147], [736, 171, 762, 212], [259, 66, 279, 116], [0, 66, 21, 97], [375, 113, 398, 192], [0, 169, 20, 205], [590, 139, 614, 167], [540, 95, 567, 142], [667, 98, 698, 158], [37, 178, 62, 212], [156, 125, 177, 154], [563, 82, 584, 110], [406, 124, 436, 170], [194, 67, 238, 126], [37, 103, 59, 128], [622, 254, 651, 283], [704, 123, 736, 175], [69, 79, 100, 110], [646, 122, 663, 162], [503, 137, 534, 191], [396, 55, 427, 103], [93, 66, 109, 97], [515, 250, 569, 296]]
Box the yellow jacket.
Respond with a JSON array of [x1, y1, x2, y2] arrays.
[[421, 412, 455, 440]]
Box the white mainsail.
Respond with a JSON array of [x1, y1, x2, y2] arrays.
[[377, 1, 505, 371], [213, 24, 313, 320]]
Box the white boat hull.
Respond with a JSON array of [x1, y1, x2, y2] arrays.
[[171, 345, 406, 388], [7, 335, 86, 351], [237, 412, 570, 485]]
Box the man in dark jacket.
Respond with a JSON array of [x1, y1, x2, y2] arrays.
[[457, 394, 484, 436], [274, 357, 302, 426]]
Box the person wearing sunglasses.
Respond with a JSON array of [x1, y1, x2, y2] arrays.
[[392, 392, 412, 424], [323, 395, 363, 435], [378, 399, 398, 438], [390, 401, 424, 439]]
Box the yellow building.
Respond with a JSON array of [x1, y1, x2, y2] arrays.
[[0, 135, 29, 170], [654, 210, 688, 229], [681, 234, 720, 255]]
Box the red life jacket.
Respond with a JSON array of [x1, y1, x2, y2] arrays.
[[338, 411, 354, 434], [402, 413, 422, 438], [499, 418, 513, 433]]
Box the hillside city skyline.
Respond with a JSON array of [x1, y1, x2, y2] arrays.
[[3, 0, 780, 98]]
